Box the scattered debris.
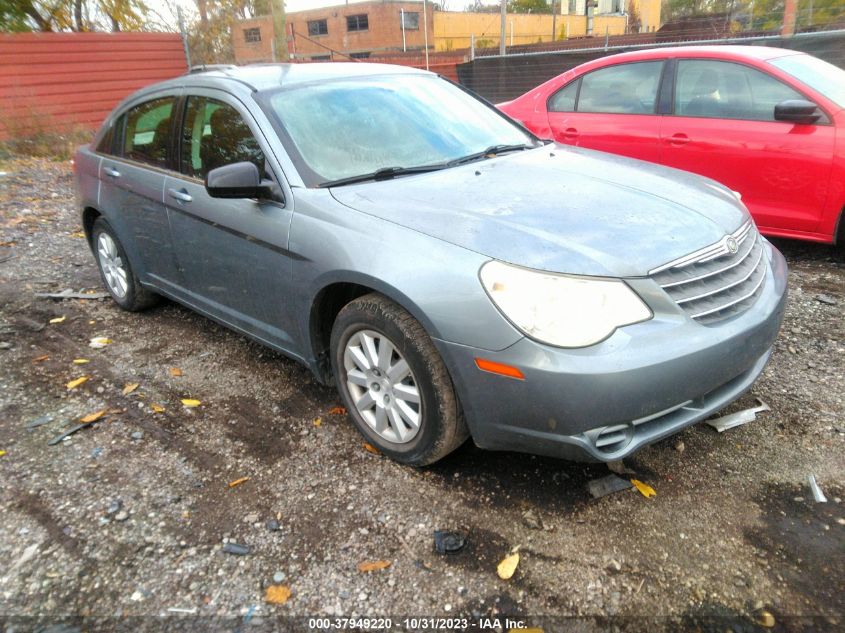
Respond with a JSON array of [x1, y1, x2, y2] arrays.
[[31, 354, 49, 362], [49, 316, 66, 324], [222, 542, 250, 556], [122, 383, 139, 396], [167, 607, 198, 615], [816, 294, 837, 306], [0, 449, 5, 457], [0, 341, 11, 350], [36, 289, 108, 300], [181, 399, 201, 408], [130, 431, 144, 441], [66, 376, 89, 390], [673, 439, 685, 454], [150, 404, 165, 413], [106, 500, 123, 517], [521, 509, 544, 530], [706, 398, 770, 432], [114, 510, 129, 522], [228, 477, 250, 488], [79, 410, 106, 424], [754, 609, 776, 628], [265, 584, 291, 605], [72, 358, 90, 364], [607, 460, 636, 475], [26, 414, 54, 429], [363, 442, 380, 454], [48, 419, 98, 445], [358, 560, 391, 572], [497, 548, 520, 580], [266, 519, 281, 532], [631, 479, 656, 498], [433, 530, 466, 555], [587, 474, 633, 499], [808, 475, 827, 503], [313, 417, 322, 427], [89, 337, 112, 349], [605, 559, 623, 574], [169, 367, 183, 377], [329, 406, 347, 415]]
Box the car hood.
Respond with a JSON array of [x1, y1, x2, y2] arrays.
[[329, 145, 750, 277]]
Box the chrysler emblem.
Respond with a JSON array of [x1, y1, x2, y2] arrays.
[[726, 236, 739, 254]]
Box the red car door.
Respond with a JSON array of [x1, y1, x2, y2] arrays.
[[546, 60, 665, 163], [659, 59, 835, 234]]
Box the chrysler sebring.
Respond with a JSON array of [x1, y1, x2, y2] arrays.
[[74, 64, 787, 466]]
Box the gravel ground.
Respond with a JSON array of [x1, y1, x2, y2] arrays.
[[0, 157, 843, 632]]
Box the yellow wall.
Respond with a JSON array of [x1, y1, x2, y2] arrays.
[[433, 12, 629, 52], [631, 0, 662, 32]]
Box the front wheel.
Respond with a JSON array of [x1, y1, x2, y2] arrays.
[[330, 293, 468, 466]]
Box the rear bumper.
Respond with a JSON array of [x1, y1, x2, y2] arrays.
[[434, 244, 788, 462]]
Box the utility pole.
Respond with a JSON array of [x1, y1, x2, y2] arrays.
[[552, 0, 557, 42], [499, 0, 506, 55], [177, 6, 191, 69], [423, 0, 429, 69]]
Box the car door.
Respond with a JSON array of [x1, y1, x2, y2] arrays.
[[546, 60, 665, 162], [659, 59, 836, 234], [98, 94, 181, 285], [163, 91, 298, 349]]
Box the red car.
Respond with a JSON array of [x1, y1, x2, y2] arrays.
[[499, 46, 845, 245]]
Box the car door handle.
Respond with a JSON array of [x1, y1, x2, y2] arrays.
[[104, 167, 121, 178], [562, 127, 579, 140], [667, 133, 690, 146], [167, 188, 193, 203]]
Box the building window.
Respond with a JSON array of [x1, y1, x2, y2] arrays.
[[401, 11, 419, 30], [346, 14, 368, 32], [307, 19, 328, 36], [568, 0, 577, 14], [349, 52, 371, 59], [243, 27, 261, 43]]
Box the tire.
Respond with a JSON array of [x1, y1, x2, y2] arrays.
[[91, 217, 159, 312], [330, 293, 468, 466]]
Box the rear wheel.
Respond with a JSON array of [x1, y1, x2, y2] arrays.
[[92, 217, 159, 312], [330, 293, 468, 466]]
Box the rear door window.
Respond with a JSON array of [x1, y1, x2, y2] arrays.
[[577, 61, 663, 114], [179, 96, 265, 180], [121, 97, 176, 168]]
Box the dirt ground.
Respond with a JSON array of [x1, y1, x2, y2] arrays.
[[0, 157, 843, 632]]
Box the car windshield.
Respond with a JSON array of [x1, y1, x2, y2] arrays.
[[769, 54, 845, 109], [261, 73, 536, 186]]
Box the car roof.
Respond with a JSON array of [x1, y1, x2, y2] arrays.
[[154, 62, 430, 94], [597, 45, 804, 64]]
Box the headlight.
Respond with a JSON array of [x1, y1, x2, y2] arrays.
[[480, 260, 652, 348]]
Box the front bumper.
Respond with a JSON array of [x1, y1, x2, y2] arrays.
[[434, 243, 788, 462]]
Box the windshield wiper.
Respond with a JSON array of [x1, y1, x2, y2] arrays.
[[318, 164, 446, 188], [447, 143, 535, 167]]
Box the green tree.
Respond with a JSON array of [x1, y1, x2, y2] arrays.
[[507, 0, 552, 13], [1, 0, 151, 32]]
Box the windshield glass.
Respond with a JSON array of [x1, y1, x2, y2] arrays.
[[261, 74, 536, 186], [770, 54, 845, 109]]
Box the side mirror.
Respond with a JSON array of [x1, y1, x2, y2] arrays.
[[205, 161, 274, 199], [774, 99, 821, 125]]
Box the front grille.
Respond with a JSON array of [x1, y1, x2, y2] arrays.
[[650, 220, 767, 325]]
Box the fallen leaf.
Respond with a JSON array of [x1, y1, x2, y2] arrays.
[[181, 398, 201, 408], [228, 477, 250, 488], [497, 550, 520, 580], [66, 376, 89, 390], [329, 406, 347, 415], [755, 610, 776, 628], [79, 409, 107, 423], [122, 382, 139, 396], [32, 354, 49, 363], [88, 320, 95, 325], [70, 231, 86, 238], [265, 584, 291, 605], [89, 337, 112, 349], [72, 358, 90, 364], [169, 367, 183, 377], [631, 479, 656, 498], [49, 316, 66, 324], [363, 443, 380, 454], [313, 417, 322, 427], [357, 560, 391, 572], [0, 450, 6, 457], [151, 404, 165, 413]]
